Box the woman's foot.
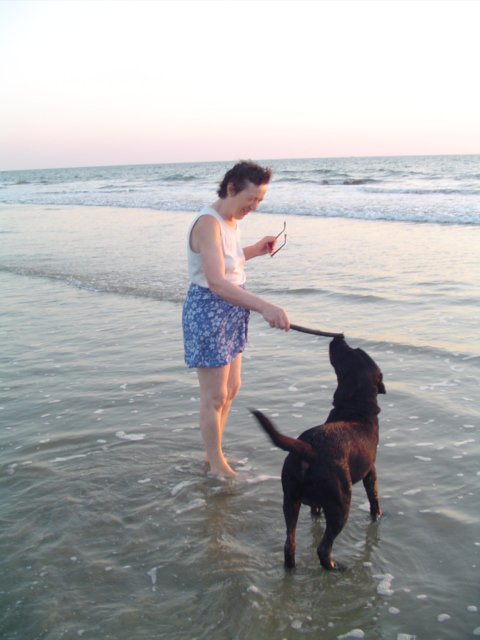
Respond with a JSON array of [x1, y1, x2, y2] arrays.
[[207, 460, 238, 479]]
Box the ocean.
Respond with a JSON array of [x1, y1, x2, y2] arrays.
[[1, 155, 479, 639], [1, 155, 480, 225]]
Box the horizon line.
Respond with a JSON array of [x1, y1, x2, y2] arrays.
[[1, 151, 479, 173]]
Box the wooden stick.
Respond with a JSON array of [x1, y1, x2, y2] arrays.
[[290, 324, 344, 339]]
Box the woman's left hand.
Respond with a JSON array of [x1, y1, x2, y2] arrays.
[[243, 236, 278, 260], [256, 235, 277, 256]]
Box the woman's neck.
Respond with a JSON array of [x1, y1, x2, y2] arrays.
[[211, 199, 237, 228]]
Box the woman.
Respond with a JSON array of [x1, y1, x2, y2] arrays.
[[182, 161, 290, 478]]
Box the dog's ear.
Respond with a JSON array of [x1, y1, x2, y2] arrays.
[[357, 350, 386, 395]]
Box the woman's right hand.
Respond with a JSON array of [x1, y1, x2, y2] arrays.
[[261, 303, 290, 331]]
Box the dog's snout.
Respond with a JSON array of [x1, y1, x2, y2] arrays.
[[378, 380, 386, 394]]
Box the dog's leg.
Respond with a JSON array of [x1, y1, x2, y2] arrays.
[[363, 467, 382, 521], [317, 497, 351, 570], [283, 495, 301, 569]]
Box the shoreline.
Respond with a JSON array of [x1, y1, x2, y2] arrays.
[[2, 200, 480, 230], [2, 203, 479, 357]]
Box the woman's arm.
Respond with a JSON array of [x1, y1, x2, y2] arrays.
[[243, 236, 276, 261], [193, 217, 289, 330]]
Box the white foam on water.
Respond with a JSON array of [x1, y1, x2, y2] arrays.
[[375, 573, 395, 596], [175, 498, 206, 515], [467, 605, 478, 612], [389, 607, 400, 614], [147, 567, 157, 591], [454, 439, 475, 447], [403, 488, 422, 496], [337, 629, 365, 639], [51, 454, 87, 463], [437, 613, 450, 622], [358, 501, 371, 512], [291, 620, 302, 630], [115, 431, 146, 441], [397, 635, 417, 640], [171, 479, 197, 496], [245, 474, 280, 485], [138, 478, 151, 484], [414, 456, 432, 462], [416, 442, 433, 447], [473, 627, 480, 636], [246, 585, 260, 594], [293, 402, 305, 407]]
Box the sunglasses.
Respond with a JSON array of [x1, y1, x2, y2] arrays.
[[271, 221, 287, 257]]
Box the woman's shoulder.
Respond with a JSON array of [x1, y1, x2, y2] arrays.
[[190, 206, 219, 225], [194, 208, 221, 227], [189, 209, 222, 245]]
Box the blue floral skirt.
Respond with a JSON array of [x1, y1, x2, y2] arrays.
[[182, 283, 250, 368]]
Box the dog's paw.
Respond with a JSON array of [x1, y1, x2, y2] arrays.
[[322, 558, 347, 572]]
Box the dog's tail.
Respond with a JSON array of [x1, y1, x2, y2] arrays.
[[249, 409, 317, 462]]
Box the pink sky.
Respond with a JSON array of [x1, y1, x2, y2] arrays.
[[1, 0, 479, 170]]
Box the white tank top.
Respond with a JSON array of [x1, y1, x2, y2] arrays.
[[187, 206, 246, 287]]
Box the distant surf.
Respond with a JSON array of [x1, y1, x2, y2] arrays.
[[1, 154, 479, 225]]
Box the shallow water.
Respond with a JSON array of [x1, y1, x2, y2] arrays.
[[1, 205, 479, 639]]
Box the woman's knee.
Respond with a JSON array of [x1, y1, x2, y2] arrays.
[[203, 387, 229, 412], [227, 378, 241, 402]]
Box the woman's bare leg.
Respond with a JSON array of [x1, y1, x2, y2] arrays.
[[197, 359, 241, 478], [220, 354, 242, 436]]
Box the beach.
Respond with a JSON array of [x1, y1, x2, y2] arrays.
[[1, 196, 479, 639]]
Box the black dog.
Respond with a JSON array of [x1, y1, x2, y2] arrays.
[[250, 336, 386, 570]]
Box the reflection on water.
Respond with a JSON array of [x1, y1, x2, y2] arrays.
[[1, 207, 479, 639]]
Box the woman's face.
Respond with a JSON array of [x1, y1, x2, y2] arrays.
[[228, 181, 268, 218]]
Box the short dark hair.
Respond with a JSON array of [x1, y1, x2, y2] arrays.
[[217, 161, 272, 198]]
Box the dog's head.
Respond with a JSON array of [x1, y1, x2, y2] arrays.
[[328, 336, 385, 417]]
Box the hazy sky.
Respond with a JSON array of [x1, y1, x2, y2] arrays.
[[1, 0, 479, 170]]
